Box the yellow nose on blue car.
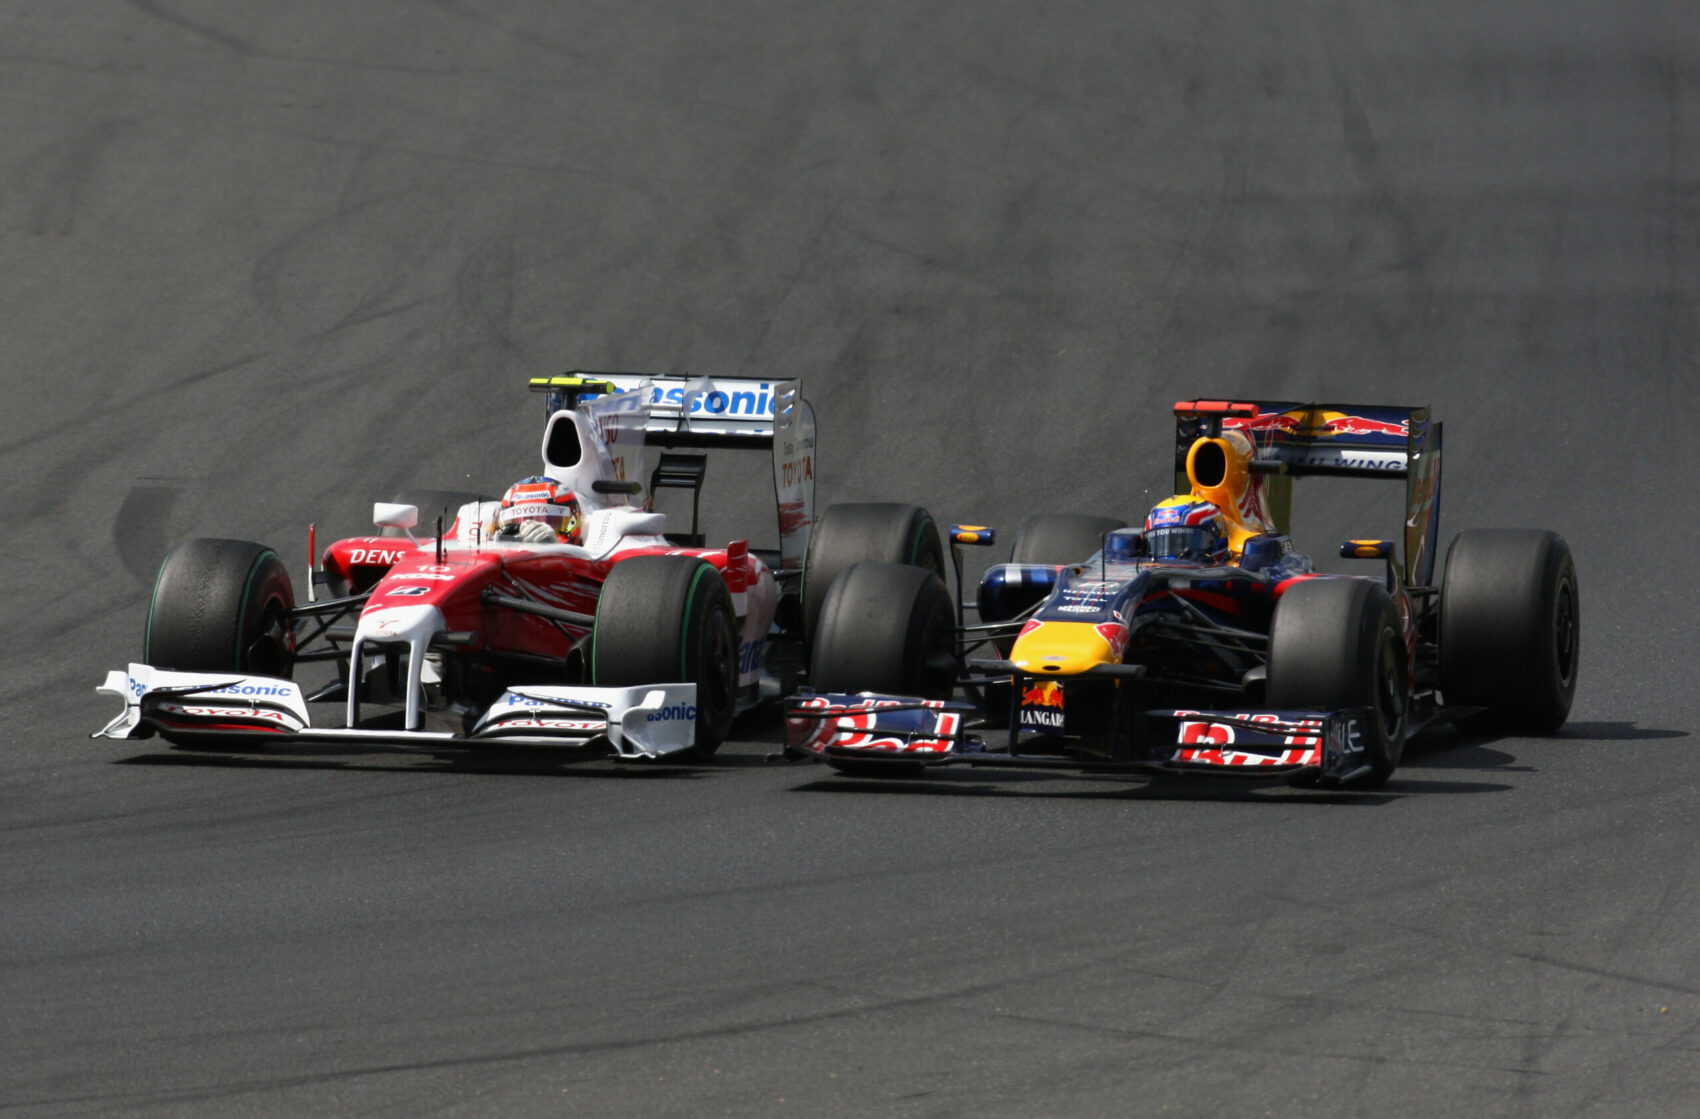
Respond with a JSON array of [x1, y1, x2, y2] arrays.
[[1009, 621, 1118, 675]]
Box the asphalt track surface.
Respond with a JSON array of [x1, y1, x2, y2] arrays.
[[3, 3, 1699, 1116]]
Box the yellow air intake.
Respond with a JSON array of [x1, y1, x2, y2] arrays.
[[1185, 430, 1255, 514]]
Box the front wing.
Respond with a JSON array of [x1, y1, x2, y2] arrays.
[[95, 664, 700, 760], [786, 691, 1377, 783]]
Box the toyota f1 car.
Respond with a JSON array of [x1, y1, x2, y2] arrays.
[[786, 399, 1579, 787], [95, 373, 818, 761]]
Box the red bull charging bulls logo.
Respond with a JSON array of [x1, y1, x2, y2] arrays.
[[1225, 409, 1408, 441], [1020, 681, 1064, 731]]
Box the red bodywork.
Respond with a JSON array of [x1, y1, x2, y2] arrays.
[[321, 532, 761, 660]]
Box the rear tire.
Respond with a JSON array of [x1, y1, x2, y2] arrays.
[[382, 489, 493, 538], [812, 562, 956, 701], [592, 555, 738, 757], [801, 503, 944, 651], [145, 539, 296, 677], [1440, 529, 1579, 734], [1008, 513, 1127, 566], [1267, 577, 1408, 786]]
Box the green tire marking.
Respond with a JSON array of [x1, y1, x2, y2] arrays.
[[911, 513, 935, 567], [143, 553, 172, 662], [590, 595, 603, 685], [680, 563, 712, 681], [236, 549, 278, 670]]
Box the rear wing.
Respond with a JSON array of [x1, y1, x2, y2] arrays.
[[532, 372, 794, 448], [530, 373, 817, 571], [1173, 400, 1443, 587]]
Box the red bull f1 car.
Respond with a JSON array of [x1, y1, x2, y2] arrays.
[[786, 399, 1579, 787], [95, 373, 819, 761]]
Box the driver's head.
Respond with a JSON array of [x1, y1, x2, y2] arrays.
[[1144, 496, 1229, 563], [495, 477, 582, 544]]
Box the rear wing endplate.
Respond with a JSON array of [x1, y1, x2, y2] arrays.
[[1173, 399, 1443, 587]]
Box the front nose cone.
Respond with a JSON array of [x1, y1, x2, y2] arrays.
[[1009, 622, 1115, 675]]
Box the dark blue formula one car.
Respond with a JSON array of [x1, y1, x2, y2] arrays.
[[786, 399, 1578, 787]]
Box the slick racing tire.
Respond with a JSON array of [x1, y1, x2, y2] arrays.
[[1267, 577, 1409, 786], [591, 555, 738, 758], [811, 562, 956, 701], [1440, 529, 1579, 734], [811, 562, 956, 779], [801, 503, 945, 651], [1008, 513, 1128, 566], [380, 488, 494, 538], [145, 539, 297, 678]]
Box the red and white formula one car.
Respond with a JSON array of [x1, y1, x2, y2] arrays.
[[94, 374, 817, 761]]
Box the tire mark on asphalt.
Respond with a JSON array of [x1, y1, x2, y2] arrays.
[[0, 352, 268, 460], [121, 0, 255, 56], [11, 119, 133, 237], [113, 483, 179, 585]]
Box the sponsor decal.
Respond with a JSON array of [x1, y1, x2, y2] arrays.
[[1020, 681, 1065, 730], [738, 638, 765, 676], [502, 693, 611, 709], [1056, 603, 1100, 614], [780, 456, 813, 487], [656, 384, 772, 417], [1300, 454, 1403, 472], [1323, 416, 1409, 439], [166, 704, 290, 721], [1225, 410, 1409, 440], [777, 501, 808, 537], [208, 683, 294, 697], [386, 585, 431, 597], [598, 382, 775, 418], [496, 718, 603, 732], [1333, 716, 1363, 755], [786, 696, 959, 754], [349, 548, 407, 564], [646, 702, 698, 723], [1179, 720, 1234, 746], [1023, 681, 1063, 708], [1095, 622, 1130, 658]]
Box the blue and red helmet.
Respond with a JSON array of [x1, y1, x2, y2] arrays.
[[1144, 496, 1229, 563]]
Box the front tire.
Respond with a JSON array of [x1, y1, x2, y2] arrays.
[[811, 562, 956, 701], [801, 503, 944, 650], [592, 555, 738, 757], [1267, 577, 1408, 786], [1440, 529, 1579, 734], [145, 539, 296, 677], [810, 561, 955, 779]]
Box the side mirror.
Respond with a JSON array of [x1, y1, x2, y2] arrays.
[[1338, 539, 1394, 559], [1339, 538, 1398, 590], [373, 503, 420, 531]]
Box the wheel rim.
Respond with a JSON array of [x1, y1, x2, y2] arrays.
[[1553, 578, 1578, 688], [700, 608, 735, 717], [1374, 628, 1408, 742], [245, 601, 294, 677]]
